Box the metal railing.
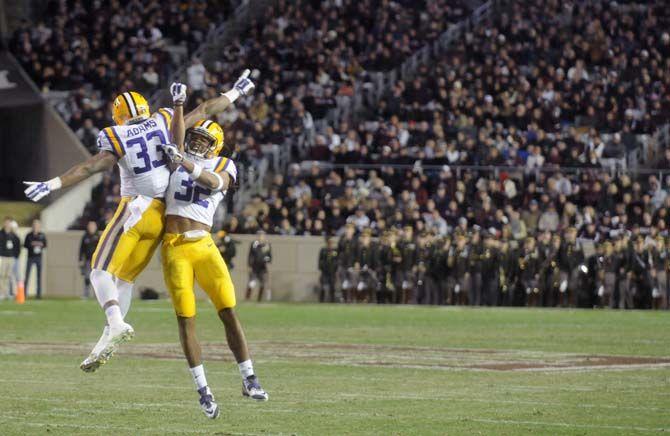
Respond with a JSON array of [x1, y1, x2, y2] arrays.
[[295, 161, 670, 181]]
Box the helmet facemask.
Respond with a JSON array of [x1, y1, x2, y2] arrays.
[[185, 128, 217, 158]]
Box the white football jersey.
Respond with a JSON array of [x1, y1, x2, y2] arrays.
[[97, 108, 174, 198], [166, 156, 237, 227]]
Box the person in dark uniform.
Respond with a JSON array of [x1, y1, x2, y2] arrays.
[[624, 236, 652, 309], [378, 230, 402, 304], [449, 233, 471, 305], [216, 230, 238, 270], [24, 219, 47, 299], [613, 236, 630, 309], [558, 227, 584, 307], [337, 224, 358, 303], [79, 221, 100, 298], [499, 239, 518, 306], [0, 217, 20, 299], [352, 229, 379, 303], [246, 230, 272, 302], [480, 231, 501, 306], [541, 234, 562, 307], [398, 225, 417, 304], [519, 237, 541, 307], [430, 235, 450, 305], [318, 236, 339, 303], [650, 235, 668, 310], [596, 241, 618, 308], [468, 231, 484, 306], [415, 232, 435, 305]]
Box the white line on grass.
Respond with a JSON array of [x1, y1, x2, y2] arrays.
[[468, 418, 669, 433], [0, 415, 263, 435]]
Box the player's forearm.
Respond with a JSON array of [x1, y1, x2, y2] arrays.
[[59, 152, 117, 189], [179, 158, 230, 191], [184, 95, 232, 128], [171, 104, 185, 150]]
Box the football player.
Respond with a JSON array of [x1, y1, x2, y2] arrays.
[[24, 70, 255, 372], [160, 83, 268, 419]]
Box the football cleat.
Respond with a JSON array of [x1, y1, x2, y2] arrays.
[[80, 326, 110, 373], [98, 322, 135, 365], [242, 375, 269, 401], [198, 387, 220, 419]]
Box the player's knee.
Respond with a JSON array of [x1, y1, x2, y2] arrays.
[[177, 314, 196, 329], [217, 307, 237, 324]]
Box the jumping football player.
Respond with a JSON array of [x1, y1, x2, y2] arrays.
[[160, 83, 268, 419], [24, 71, 255, 372]]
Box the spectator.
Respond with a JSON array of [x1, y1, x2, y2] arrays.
[[76, 119, 100, 154], [246, 231, 272, 301], [24, 219, 47, 299], [79, 221, 100, 299], [0, 217, 20, 299]]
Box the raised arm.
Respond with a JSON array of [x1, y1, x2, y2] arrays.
[[170, 82, 187, 150], [183, 69, 255, 128], [24, 151, 117, 202]]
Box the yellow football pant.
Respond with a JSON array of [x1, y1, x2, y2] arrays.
[[162, 233, 236, 317], [90, 197, 165, 282]]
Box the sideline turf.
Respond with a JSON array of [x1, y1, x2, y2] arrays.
[[0, 300, 668, 435]]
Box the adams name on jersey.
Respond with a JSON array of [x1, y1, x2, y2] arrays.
[[166, 156, 237, 227], [97, 108, 174, 198]]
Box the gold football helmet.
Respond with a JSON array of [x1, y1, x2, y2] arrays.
[[185, 119, 225, 159], [112, 91, 150, 125]]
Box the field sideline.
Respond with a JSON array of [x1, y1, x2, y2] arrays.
[[0, 300, 668, 435]]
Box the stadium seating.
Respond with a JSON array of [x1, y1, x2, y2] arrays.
[[9, 0, 670, 308]]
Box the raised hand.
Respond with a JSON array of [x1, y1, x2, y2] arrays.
[[162, 143, 184, 163], [233, 69, 255, 95], [170, 82, 188, 105]]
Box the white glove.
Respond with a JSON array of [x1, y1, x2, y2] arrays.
[[233, 69, 255, 95], [162, 144, 184, 163], [24, 178, 62, 202], [221, 69, 255, 103], [170, 82, 187, 105]]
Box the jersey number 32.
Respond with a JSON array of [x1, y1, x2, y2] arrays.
[[174, 167, 211, 207]]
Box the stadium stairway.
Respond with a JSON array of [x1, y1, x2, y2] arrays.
[[0, 51, 100, 230]]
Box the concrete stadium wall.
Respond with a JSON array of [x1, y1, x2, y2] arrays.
[[40, 232, 325, 302]]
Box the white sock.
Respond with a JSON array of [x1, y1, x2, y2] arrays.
[[91, 269, 120, 309], [189, 364, 208, 390], [238, 360, 255, 379], [115, 277, 134, 318], [105, 305, 124, 328]]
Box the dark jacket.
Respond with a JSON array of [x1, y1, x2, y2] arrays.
[[24, 231, 47, 258], [0, 230, 20, 258], [79, 231, 100, 262]]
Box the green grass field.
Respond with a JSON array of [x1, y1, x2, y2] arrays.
[[0, 300, 669, 435]]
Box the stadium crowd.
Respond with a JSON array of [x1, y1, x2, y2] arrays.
[[9, 0, 236, 152]]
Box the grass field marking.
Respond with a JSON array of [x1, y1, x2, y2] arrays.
[[0, 310, 35, 315], [331, 392, 670, 412], [131, 307, 177, 313], [468, 417, 670, 433], [508, 362, 670, 372], [0, 413, 264, 435], [0, 377, 193, 392], [5, 339, 670, 374]]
